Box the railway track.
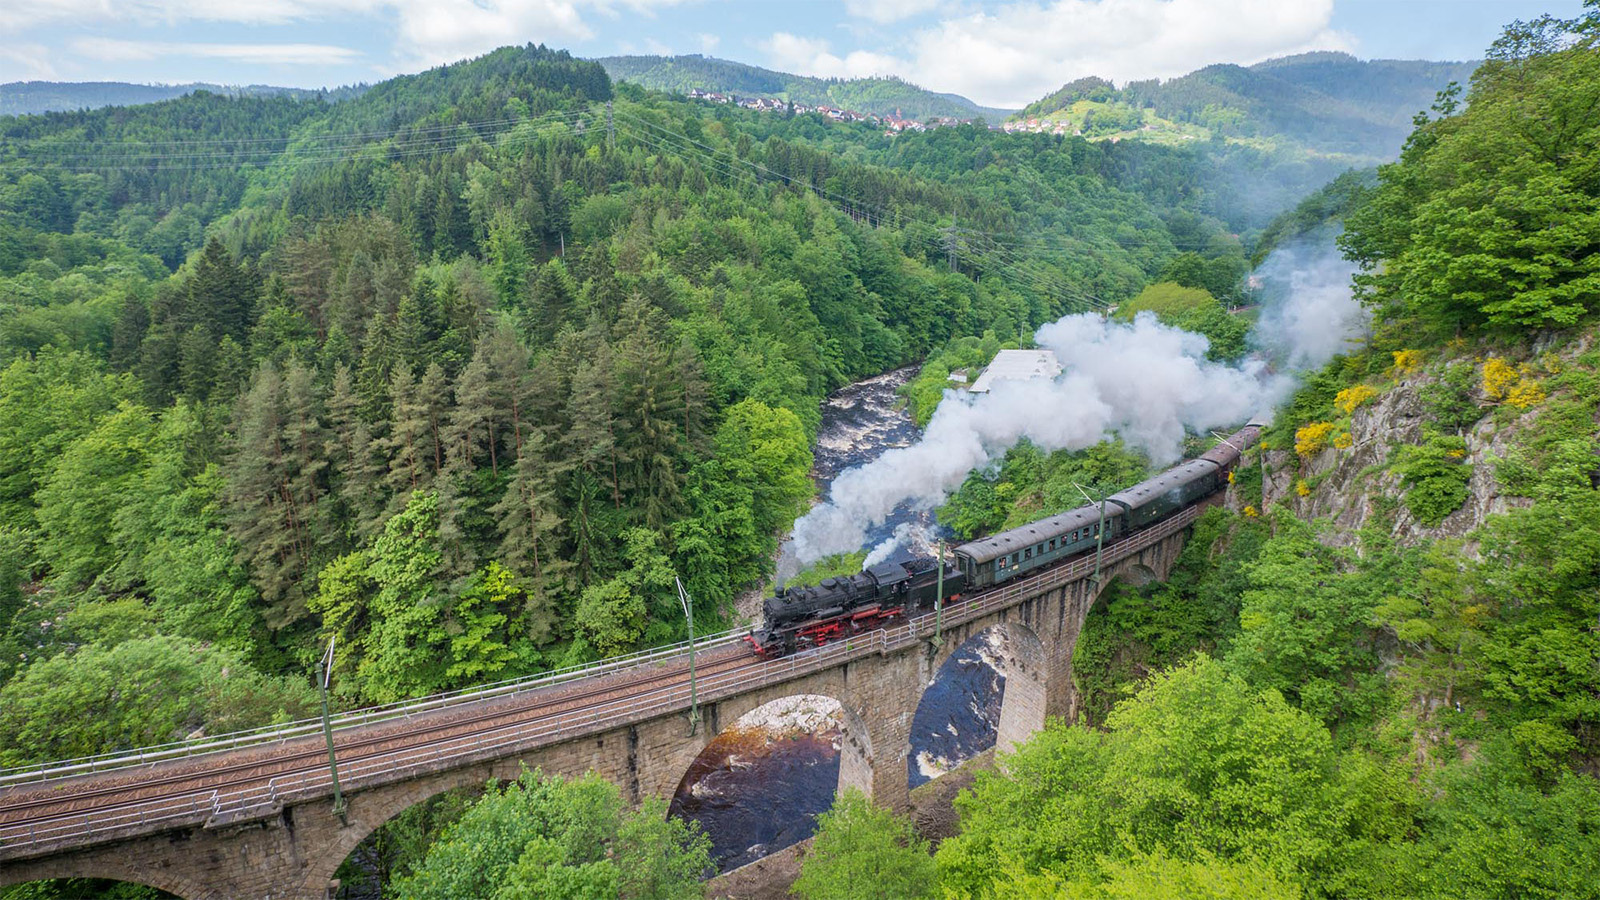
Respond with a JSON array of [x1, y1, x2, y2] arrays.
[[0, 640, 754, 828]]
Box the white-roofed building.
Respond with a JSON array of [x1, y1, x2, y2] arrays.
[[968, 349, 1062, 393]]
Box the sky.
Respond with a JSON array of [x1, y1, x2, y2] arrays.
[[0, 0, 1585, 109]]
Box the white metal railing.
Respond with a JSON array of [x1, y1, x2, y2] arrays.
[[0, 508, 1197, 857]]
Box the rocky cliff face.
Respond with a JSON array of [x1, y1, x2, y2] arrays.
[[1248, 332, 1596, 549]]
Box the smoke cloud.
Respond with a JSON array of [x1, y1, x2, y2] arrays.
[[1250, 236, 1370, 370], [781, 312, 1294, 573]]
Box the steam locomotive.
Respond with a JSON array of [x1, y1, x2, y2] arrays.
[[745, 422, 1263, 657]]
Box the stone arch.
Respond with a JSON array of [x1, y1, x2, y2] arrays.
[[0, 867, 204, 900], [667, 692, 875, 873], [1119, 562, 1160, 588], [673, 693, 874, 803], [294, 761, 502, 899], [907, 621, 1047, 787]]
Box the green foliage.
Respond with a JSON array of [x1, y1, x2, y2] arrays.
[[0, 635, 315, 766], [935, 656, 1406, 900], [792, 788, 937, 900], [938, 439, 1149, 540], [394, 769, 710, 900], [333, 788, 477, 898], [1222, 512, 1388, 725], [902, 330, 1007, 426], [785, 551, 869, 590], [1380, 742, 1600, 899], [1072, 509, 1266, 724], [1420, 360, 1481, 431], [1115, 281, 1248, 360], [1391, 434, 1472, 526], [1342, 14, 1600, 334]]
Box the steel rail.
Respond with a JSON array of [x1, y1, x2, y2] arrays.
[[0, 506, 1199, 858], [0, 627, 747, 786]]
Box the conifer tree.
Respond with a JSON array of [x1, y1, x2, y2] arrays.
[[109, 294, 149, 373], [492, 425, 572, 606], [418, 362, 452, 478], [225, 363, 308, 626], [177, 324, 217, 403], [381, 366, 431, 506], [487, 211, 531, 310], [565, 347, 622, 511], [326, 365, 386, 543], [187, 237, 258, 343], [524, 258, 576, 344], [281, 360, 329, 553], [448, 344, 498, 476]]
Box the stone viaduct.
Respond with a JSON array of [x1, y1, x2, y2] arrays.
[[0, 507, 1201, 899]]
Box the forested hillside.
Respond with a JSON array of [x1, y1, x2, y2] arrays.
[[0, 43, 1250, 772], [598, 54, 1014, 121], [0, 81, 364, 117], [791, 9, 1600, 900], [1022, 52, 1478, 160]]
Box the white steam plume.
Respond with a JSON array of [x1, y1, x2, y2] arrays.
[[781, 312, 1294, 573], [862, 521, 936, 569], [1250, 236, 1369, 369]]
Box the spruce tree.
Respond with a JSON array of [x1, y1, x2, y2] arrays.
[[418, 362, 452, 478], [177, 324, 218, 403], [281, 360, 329, 554], [326, 365, 386, 543], [109, 294, 149, 373], [225, 363, 307, 626], [490, 425, 572, 641], [380, 366, 431, 507]]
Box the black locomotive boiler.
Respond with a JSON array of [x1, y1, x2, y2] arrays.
[[746, 557, 964, 657]]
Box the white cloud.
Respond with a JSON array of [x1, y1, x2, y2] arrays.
[[1, 1, 378, 30], [697, 32, 720, 52], [766, 0, 1352, 109], [761, 32, 901, 80], [5, 0, 689, 77], [0, 42, 58, 79], [843, 0, 945, 24], [70, 37, 363, 66]]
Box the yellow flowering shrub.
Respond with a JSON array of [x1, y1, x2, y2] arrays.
[[1391, 349, 1424, 375], [1482, 356, 1545, 408], [1506, 379, 1546, 409], [1295, 479, 1311, 497], [1227, 470, 1236, 484], [1295, 421, 1335, 456], [1334, 384, 1378, 415], [1244, 505, 1259, 517], [1481, 357, 1518, 400], [1333, 431, 1354, 449]]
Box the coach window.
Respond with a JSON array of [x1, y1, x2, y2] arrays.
[[1012, 552, 1019, 566], [1048, 539, 1056, 551], [1024, 547, 1033, 560]]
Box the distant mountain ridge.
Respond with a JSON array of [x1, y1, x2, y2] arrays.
[[1020, 52, 1479, 159], [596, 54, 1015, 121], [0, 81, 366, 117]]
